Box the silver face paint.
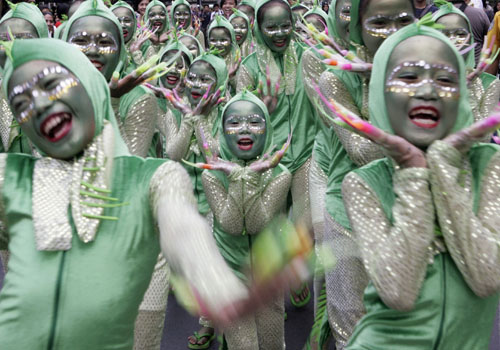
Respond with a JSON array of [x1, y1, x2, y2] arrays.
[[68, 31, 118, 55], [363, 12, 415, 39]]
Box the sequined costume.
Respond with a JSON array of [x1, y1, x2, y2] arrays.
[[236, 0, 318, 229], [202, 92, 291, 350], [343, 24, 500, 350], [229, 10, 255, 58], [0, 38, 248, 350]]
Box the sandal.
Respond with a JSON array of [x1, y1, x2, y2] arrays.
[[290, 283, 311, 308], [187, 328, 216, 349]]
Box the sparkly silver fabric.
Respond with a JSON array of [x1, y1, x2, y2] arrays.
[[342, 168, 435, 311], [469, 77, 500, 142], [301, 49, 326, 110], [202, 167, 291, 235], [291, 157, 312, 228], [0, 154, 8, 248], [0, 94, 14, 151], [194, 109, 219, 158], [159, 103, 195, 161], [323, 210, 367, 350], [318, 71, 383, 166], [150, 161, 248, 311], [224, 294, 285, 350], [255, 42, 298, 95], [116, 93, 159, 157], [0, 250, 8, 275], [135, 254, 170, 350], [428, 141, 500, 297], [236, 64, 255, 93]]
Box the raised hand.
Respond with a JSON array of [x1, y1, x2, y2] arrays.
[[228, 50, 242, 80], [110, 55, 168, 98], [467, 36, 499, 85], [192, 86, 225, 116], [130, 25, 158, 53], [315, 85, 427, 168], [444, 108, 500, 153], [257, 65, 279, 115], [249, 133, 292, 173]]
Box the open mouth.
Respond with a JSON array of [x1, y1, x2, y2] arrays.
[[236, 34, 242, 41], [237, 137, 254, 151], [153, 21, 163, 29], [178, 20, 186, 27], [274, 39, 286, 47], [123, 29, 129, 37], [166, 75, 179, 85], [40, 112, 73, 142], [90, 60, 104, 71], [191, 92, 202, 100], [409, 106, 440, 129]]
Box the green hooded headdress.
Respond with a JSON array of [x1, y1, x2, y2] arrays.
[[432, 3, 475, 68], [144, 0, 169, 34], [240, 0, 257, 9], [304, 5, 328, 29], [229, 8, 254, 44], [208, 15, 238, 48], [170, 0, 192, 28], [61, 0, 128, 75], [179, 32, 204, 58], [0, 2, 49, 38], [326, 0, 346, 45], [2, 38, 129, 157], [110, 0, 137, 39], [159, 40, 194, 65], [191, 53, 229, 93]]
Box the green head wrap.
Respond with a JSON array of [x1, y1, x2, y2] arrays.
[[304, 6, 328, 31], [0, 2, 49, 38], [208, 15, 237, 45], [347, 0, 364, 46], [229, 9, 254, 43], [159, 40, 194, 64], [110, 0, 138, 30], [191, 53, 229, 93], [144, 0, 169, 34], [179, 32, 204, 57], [240, 0, 257, 9], [432, 3, 475, 68], [61, 0, 128, 74], [326, 0, 341, 41], [2, 38, 129, 156], [219, 91, 274, 162], [369, 23, 472, 135], [254, 0, 293, 47], [170, 0, 192, 28]]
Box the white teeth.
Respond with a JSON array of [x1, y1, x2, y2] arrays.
[[410, 108, 437, 118], [43, 114, 69, 136], [412, 117, 436, 125]]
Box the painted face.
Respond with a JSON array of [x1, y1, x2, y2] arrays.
[[160, 50, 188, 89], [67, 16, 121, 81], [0, 18, 38, 69], [230, 16, 249, 45], [148, 5, 167, 32], [185, 61, 217, 106], [292, 6, 308, 24], [138, 0, 150, 16], [385, 36, 460, 149], [173, 4, 191, 29], [8, 60, 95, 159], [209, 27, 232, 57], [223, 100, 267, 160], [361, 0, 415, 55], [222, 0, 236, 18], [113, 6, 135, 43], [260, 4, 293, 53], [237, 4, 255, 26], [304, 14, 326, 33], [180, 35, 200, 57], [435, 14, 471, 52], [335, 0, 351, 43]]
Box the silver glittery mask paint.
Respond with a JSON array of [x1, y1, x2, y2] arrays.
[[185, 71, 216, 89], [9, 66, 80, 124], [68, 31, 119, 55], [386, 60, 460, 99], [224, 114, 266, 134], [363, 12, 415, 39]]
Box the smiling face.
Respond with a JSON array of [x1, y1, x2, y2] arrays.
[[335, 0, 351, 43], [237, 4, 255, 26], [160, 49, 189, 89], [148, 5, 167, 32], [230, 16, 249, 45], [435, 13, 471, 53], [385, 36, 460, 149], [138, 0, 150, 16], [185, 60, 217, 106], [67, 16, 121, 81], [8, 60, 95, 159], [361, 0, 415, 55], [173, 4, 191, 29], [209, 27, 232, 57], [222, 0, 236, 18], [0, 18, 38, 69], [223, 100, 267, 160], [179, 35, 201, 57], [259, 3, 293, 53], [113, 6, 135, 43]]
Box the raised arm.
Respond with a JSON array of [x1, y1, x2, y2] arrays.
[[427, 141, 500, 297], [342, 169, 435, 311]]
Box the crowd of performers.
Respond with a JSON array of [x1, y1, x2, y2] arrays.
[[0, 0, 499, 349]]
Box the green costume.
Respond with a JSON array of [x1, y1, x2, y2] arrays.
[[432, 4, 500, 128], [171, 0, 206, 50], [179, 32, 204, 58], [0, 2, 48, 154], [342, 24, 500, 349], [0, 38, 246, 350], [202, 91, 291, 349], [237, 0, 319, 227], [145, 0, 169, 53], [229, 9, 255, 57]]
